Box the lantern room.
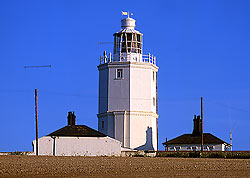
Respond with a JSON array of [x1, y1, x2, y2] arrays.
[[113, 17, 143, 62]]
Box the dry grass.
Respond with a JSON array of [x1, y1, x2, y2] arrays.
[[0, 155, 250, 177]]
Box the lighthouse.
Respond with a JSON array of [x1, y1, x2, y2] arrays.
[[97, 15, 159, 150]]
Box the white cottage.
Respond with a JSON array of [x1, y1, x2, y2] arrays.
[[33, 112, 121, 156], [97, 15, 159, 151], [163, 115, 231, 151]]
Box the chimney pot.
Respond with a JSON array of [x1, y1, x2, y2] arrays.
[[67, 111, 76, 126], [192, 115, 201, 136]]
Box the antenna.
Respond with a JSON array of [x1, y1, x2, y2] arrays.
[[98, 42, 113, 45], [230, 131, 232, 151], [24, 65, 52, 68], [201, 97, 203, 153]]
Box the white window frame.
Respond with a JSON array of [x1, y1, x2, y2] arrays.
[[208, 146, 215, 151], [116, 69, 123, 79], [191, 146, 198, 151], [175, 146, 181, 151]]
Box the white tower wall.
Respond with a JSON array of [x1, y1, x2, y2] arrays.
[[108, 64, 130, 111], [98, 68, 108, 113], [98, 16, 159, 151]]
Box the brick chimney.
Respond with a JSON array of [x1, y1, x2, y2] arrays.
[[67, 111, 76, 126], [192, 115, 201, 136]]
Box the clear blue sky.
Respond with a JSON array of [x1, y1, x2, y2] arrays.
[[0, 0, 250, 151]]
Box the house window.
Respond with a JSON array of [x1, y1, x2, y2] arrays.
[[102, 121, 104, 129], [209, 146, 215, 151], [153, 97, 156, 106], [116, 69, 123, 79], [169, 147, 174, 150], [175, 146, 181, 151], [173, 146, 181, 151], [191, 146, 198, 151], [153, 71, 155, 81], [204, 146, 209, 150]]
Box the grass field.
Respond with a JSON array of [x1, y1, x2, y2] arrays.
[[0, 155, 250, 177]]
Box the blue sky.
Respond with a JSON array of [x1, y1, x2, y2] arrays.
[[0, 0, 250, 151]]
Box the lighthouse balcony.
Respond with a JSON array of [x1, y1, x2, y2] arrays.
[[99, 52, 156, 65]]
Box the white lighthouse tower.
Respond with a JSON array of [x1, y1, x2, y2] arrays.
[[97, 14, 159, 150]]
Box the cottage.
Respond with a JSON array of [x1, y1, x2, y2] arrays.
[[33, 112, 121, 156], [163, 115, 231, 151]]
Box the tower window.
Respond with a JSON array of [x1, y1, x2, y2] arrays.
[[116, 69, 123, 79], [153, 71, 155, 81], [127, 33, 132, 41], [102, 121, 104, 129], [153, 97, 156, 106]]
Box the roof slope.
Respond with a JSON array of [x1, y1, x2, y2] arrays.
[[115, 28, 142, 34], [47, 125, 106, 137], [163, 133, 230, 145]]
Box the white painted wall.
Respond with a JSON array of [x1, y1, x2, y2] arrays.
[[98, 62, 158, 151], [166, 144, 229, 151], [129, 112, 157, 150], [98, 113, 115, 138], [108, 63, 130, 111], [98, 67, 109, 114], [33, 136, 121, 156]]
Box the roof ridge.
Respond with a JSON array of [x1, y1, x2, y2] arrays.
[[163, 132, 229, 145], [47, 125, 106, 137]]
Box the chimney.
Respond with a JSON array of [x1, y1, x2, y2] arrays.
[[192, 115, 201, 136], [67, 111, 76, 126]]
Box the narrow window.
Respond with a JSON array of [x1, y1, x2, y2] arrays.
[[153, 97, 156, 106], [204, 146, 208, 150], [153, 71, 155, 81], [191, 146, 198, 151], [137, 34, 141, 42], [209, 146, 215, 151], [117, 69, 123, 79], [102, 121, 104, 129], [176, 146, 181, 151], [127, 33, 132, 41]]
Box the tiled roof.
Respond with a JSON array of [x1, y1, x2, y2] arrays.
[[163, 133, 230, 146], [47, 125, 106, 137]]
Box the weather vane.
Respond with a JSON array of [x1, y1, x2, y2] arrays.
[[122, 11, 133, 18]]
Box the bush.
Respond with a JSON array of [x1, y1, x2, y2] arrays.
[[189, 151, 201, 158], [156, 151, 190, 158], [10, 151, 24, 155], [157, 151, 250, 159], [202, 152, 224, 158]]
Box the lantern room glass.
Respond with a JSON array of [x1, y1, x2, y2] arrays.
[[114, 32, 142, 54]]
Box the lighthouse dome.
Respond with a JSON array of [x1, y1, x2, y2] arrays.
[[121, 18, 136, 29], [116, 17, 142, 34]]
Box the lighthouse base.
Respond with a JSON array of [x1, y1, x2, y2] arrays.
[[98, 111, 158, 151]]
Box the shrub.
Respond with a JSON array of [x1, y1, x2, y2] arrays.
[[10, 151, 24, 155], [189, 151, 201, 158], [157, 151, 250, 159]]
